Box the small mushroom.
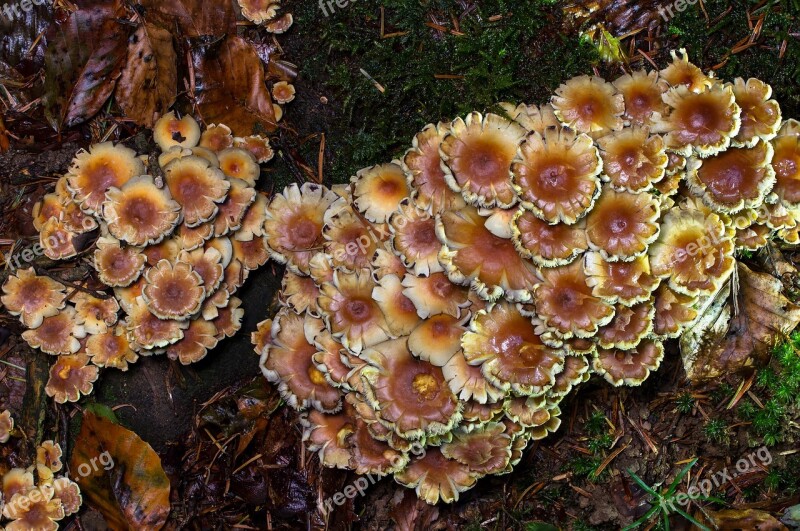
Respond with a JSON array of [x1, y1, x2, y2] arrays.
[[179, 247, 225, 296], [584, 187, 660, 261], [500, 102, 560, 132], [212, 178, 257, 237], [52, 477, 82, 516], [32, 193, 65, 232], [547, 355, 591, 399], [124, 296, 188, 349], [441, 421, 512, 475], [218, 148, 260, 187], [1, 268, 67, 328], [612, 69, 669, 127], [388, 201, 442, 276], [322, 209, 379, 272], [281, 270, 320, 316], [103, 175, 181, 246], [511, 209, 588, 267], [237, 0, 280, 24], [551, 75, 624, 134], [730, 78, 782, 148], [441, 349, 506, 404], [85, 326, 139, 370], [272, 81, 296, 104], [371, 273, 421, 337], [652, 283, 698, 339], [2, 486, 65, 531], [596, 301, 654, 349], [593, 339, 664, 386], [39, 217, 79, 260], [371, 248, 407, 281], [199, 123, 233, 152], [36, 440, 63, 473], [394, 447, 478, 504], [583, 251, 659, 305], [352, 162, 411, 223], [302, 408, 355, 469], [93, 237, 147, 287], [66, 142, 144, 214], [163, 156, 230, 226], [402, 122, 466, 214], [0, 409, 14, 443], [153, 111, 201, 151], [45, 352, 99, 404], [266, 12, 293, 33], [401, 271, 471, 318], [596, 127, 668, 192], [166, 318, 219, 365], [22, 306, 86, 355], [142, 259, 205, 320], [234, 135, 275, 163], [73, 292, 119, 335], [408, 313, 468, 366], [211, 296, 244, 339]]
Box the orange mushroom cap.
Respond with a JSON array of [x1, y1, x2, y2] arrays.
[[166, 317, 219, 365], [45, 352, 99, 404], [596, 127, 668, 192], [408, 313, 468, 366], [371, 273, 421, 337], [39, 217, 80, 260], [199, 123, 233, 152], [511, 209, 588, 267], [1, 267, 67, 328], [593, 339, 664, 386], [352, 162, 411, 223], [103, 175, 181, 246], [302, 408, 355, 470], [233, 134, 275, 164], [280, 270, 320, 316], [124, 296, 188, 349], [596, 300, 654, 350], [584, 187, 660, 261], [659, 49, 713, 93], [551, 75, 624, 134], [652, 283, 698, 339], [237, 0, 280, 24], [218, 148, 260, 187], [272, 81, 296, 104], [388, 201, 443, 276], [66, 142, 144, 214], [612, 69, 669, 127], [401, 271, 472, 319], [85, 325, 139, 370], [153, 111, 201, 151], [212, 178, 256, 238], [771, 119, 800, 208], [583, 251, 660, 305], [441, 421, 513, 475], [2, 485, 65, 530]]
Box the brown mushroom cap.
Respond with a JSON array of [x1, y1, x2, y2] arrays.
[[437, 205, 539, 302], [551, 75, 624, 134], [440, 112, 526, 208], [2, 485, 65, 530], [166, 317, 219, 365], [199, 123, 233, 152], [212, 177, 257, 237], [596, 127, 668, 193], [352, 162, 411, 223], [584, 187, 660, 261], [93, 237, 146, 288], [174, 220, 215, 251], [66, 142, 144, 214], [686, 140, 775, 213], [511, 126, 602, 224], [153, 111, 201, 151], [124, 296, 188, 349], [61, 199, 99, 234], [771, 119, 800, 208], [547, 355, 591, 398], [259, 310, 342, 412], [52, 477, 82, 517], [0, 409, 13, 443], [361, 338, 461, 439], [237, 0, 280, 24], [534, 259, 615, 339], [441, 348, 506, 404], [40, 217, 80, 260], [371, 273, 421, 337], [32, 193, 65, 232], [500, 102, 560, 132], [371, 247, 407, 281], [596, 301, 654, 349], [280, 270, 320, 316], [502, 395, 554, 429], [408, 313, 468, 366], [402, 122, 466, 214], [317, 269, 390, 354], [73, 292, 119, 335], [45, 352, 99, 404], [652, 283, 698, 339], [655, 84, 741, 157], [613, 69, 669, 127], [735, 222, 771, 251], [441, 421, 512, 475], [462, 302, 565, 396], [265, 183, 338, 275], [593, 339, 664, 386], [401, 271, 472, 318], [388, 201, 442, 276], [211, 295, 244, 339], [302, 408, 355, 469], [322, 207, 380, 272], [142, 259, 205, 320], [22, 306, 85, 355], [85, 325, 139, 370], [164, 156, 230, 226], [731, 78, 782, 147], [659, 49, 713, 92], [1, 267, 67, 328], [266, 12, 293, 33], [234, 135, 275, 163], [394, 447, 478, 504], [272, 81, 296, 104], [231, 234, 270, 271], [583, 251, 660, 305], [36, 440, 63, 473], [511, 209, 588, 267], [218, 148, 260, 187], [179, 247, 225, 296], [236, 192, 268, 242], [103, 175, 181, 246]]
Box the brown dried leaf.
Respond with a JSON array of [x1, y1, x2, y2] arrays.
[[115, 23, 177, 127], [137, 0, 236, 38], [43, 1, 129, 129], [681, 262, 800, 382], [694, 508, 789, 530], [191, 35, 277, 137]]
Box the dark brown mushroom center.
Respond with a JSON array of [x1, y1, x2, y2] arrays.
[[430, 274, 454, 299], [344, 298, 372, 322], [124, 196, 157, 226], [538, 163, 569, 190], [290, 217, 320, 248]]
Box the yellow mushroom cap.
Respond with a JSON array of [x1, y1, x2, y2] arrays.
[[272, 81, 296, 104], [237, 0, 280, 24], [551, 75, 624, 134], [199, 123, 233, 152], [66, 141, 144, 214], [153, 111, 201, 151], [352, 162, 411, 223], [584, 187, 661, 261], [596, 127, 668, 193], [218, 147, 260, 187]]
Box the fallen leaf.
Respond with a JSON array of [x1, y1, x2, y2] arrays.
[[70, 406, 170, 530], [137, 0, 236, 38], [191, 35, 277, 136], [693, 508, 788, 531], [115, 23, 177, 127], [43, 1, 129, 129], [681, 262, 800, 382]]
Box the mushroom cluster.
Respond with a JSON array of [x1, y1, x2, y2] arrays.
[[237, 0, 294, 33], [252, 50, 797, 503], [0, 420, 81, 531], [9, 112, 277, 403]]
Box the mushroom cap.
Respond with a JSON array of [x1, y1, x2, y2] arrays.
[[317, 269, 390, 354], [66, 142, 144, 214], [32, 193, 65, 232], [103, 175, 181, 246], [511, 126, 602, 224], [72, 292, 119, 336], [85, 325, 139, 370], [231, 234, 270, 270], [500, 102, 560, 132], [479, 206, 517, 239], [114, 276, 146, 314], [735, 222, 771, 251], [153, 111, 201, 151], [583, 251, 660, 305], [686, 140, 775, 213], [322, 208, 379, 272], [389, 201, 443, 276], [92, 237, 146, 288], [654, 83, 741, 157], [547, 354, 591, 398], [401, 271, 472, 319], [22, 306, 86, 355], [440, 112, 526, 208], [142, 259, 205, 320], [174, 220, 215, 251], [462, 302, 565, 396], [212, 178, 257, 237], [441, 421, 512, 475], [584, 187, 660, 261], [2, 485, 65, 530], [266, 12, 293, 33], [648, 204, 736, 296], [179, 246, 225, 296], [199, 123, 233, 152], [302, 408, 355, 469], [61, 199, 99, 234], [272, 80, 296, 104], [166, 317, 219, 365], [659, 49, 714, 92], [730, 78, 782, 148], [441, 348, 506, 404], [211, 295, 244, 339], [511, 209, 588, 267], [237, 0, 280, 24], [502, 395, 554, 429], [612, 69, 669, 127], [217, 147, 260, 187], [394, 447, 478, 504], [39, 217, 79, 260], [235, 192, 268, 242], [652, 283, 698, 339], [593, 339, 664, 386], [352, 162, 411, 223], [0, 409, 13, 443], [259, 310, 342, 412], [36, 440, 63, 473], [265, 183, 338, 275], [45, 352, 99, 404], [371, 273, 421, 337], [771, 119, 800, 208], [551, 75, 624, 134], [596, 127, 668, 192], [234, 134, 275, 163], [348, 414, 409, 476], [408, 313, 468, 366], [361, 338, 461, 439], [164, 156, 230, 226], [124, 296, 188, 349], [52, 477, 82, 516], [534, 259, 615, 339], [371, 247, 407, 281], [280, 270, 320, 316], [402, 122, 466, 214], [1, 268, 67, 328], [437, 205, 539, 302], [2, 468, 34, 501], [596, 300, 654, 349], [251, 318, 272, 357]]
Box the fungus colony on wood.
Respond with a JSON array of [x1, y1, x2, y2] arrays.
[[252, 50, 800, 503], [6, 112, 281, 403]]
